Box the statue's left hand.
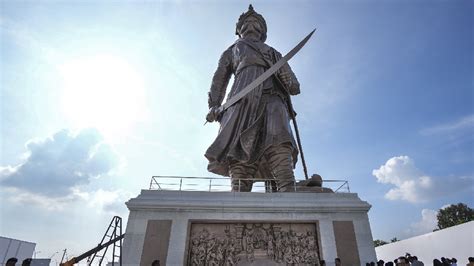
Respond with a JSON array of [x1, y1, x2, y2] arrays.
[[206, 106, 222, 123], [279, 71, 300, 95], [279, 71, 293, 88]]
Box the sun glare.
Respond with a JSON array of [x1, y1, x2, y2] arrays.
[[59, 54, 147, 140]]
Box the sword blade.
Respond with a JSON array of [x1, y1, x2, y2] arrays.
[[221, 28, 316, 112]]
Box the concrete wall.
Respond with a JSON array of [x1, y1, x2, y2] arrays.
[[376, 221, 474, 264], [0, 236, 36, 265]]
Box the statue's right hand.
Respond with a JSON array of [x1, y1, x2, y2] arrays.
[[206, 106, 222, 123]]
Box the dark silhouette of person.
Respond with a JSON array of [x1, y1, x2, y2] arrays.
[[468, 257, 474, 266], [6, 258, 18, 266], [21, 258, 32, 266], [441, 257, 451, 266]]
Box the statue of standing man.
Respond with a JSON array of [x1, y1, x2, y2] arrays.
[[205, 5, 301, 192]]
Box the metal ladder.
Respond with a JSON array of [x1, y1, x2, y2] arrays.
[[89, 216, 123, 266]]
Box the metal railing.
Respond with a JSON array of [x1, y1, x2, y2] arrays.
[[149, 176, 350, 193]]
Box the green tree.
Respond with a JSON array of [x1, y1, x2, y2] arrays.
[[373, 239, 388, 247], [390, 237, 399, 243], [437, 203, 474, 230]]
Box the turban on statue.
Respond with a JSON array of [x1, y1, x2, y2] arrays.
[[235, 4, 267, 42]]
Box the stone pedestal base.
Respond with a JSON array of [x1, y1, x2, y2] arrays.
[[122, 191, 376, 266]]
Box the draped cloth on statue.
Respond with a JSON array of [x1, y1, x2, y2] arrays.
[[205, 39, 298, 177]]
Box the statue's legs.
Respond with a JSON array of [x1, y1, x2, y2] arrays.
[[264, 144, 295, 192], [229, 162, 257, 192]]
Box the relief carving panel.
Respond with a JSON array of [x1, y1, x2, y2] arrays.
[[188, 222, 320, 266]]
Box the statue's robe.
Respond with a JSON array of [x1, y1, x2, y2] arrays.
[[205, 38, 300, 177]]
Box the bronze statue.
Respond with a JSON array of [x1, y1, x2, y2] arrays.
[[205, 5, 302, 192]]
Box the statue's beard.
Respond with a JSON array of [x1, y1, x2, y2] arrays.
[[241, 22, 262, 39]]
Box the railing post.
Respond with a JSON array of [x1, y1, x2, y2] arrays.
[[209, 179, 212, 192], [179, 178, 183, 191]]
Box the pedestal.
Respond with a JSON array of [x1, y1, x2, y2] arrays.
[[122, 190, 376, 266]]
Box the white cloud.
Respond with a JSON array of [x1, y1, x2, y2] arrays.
[[0, 128, 120, 197], [373, 156, 472, 203], [4, 187, 76, 211], [420, 114, 474, 135], [373, 156, 433, 203], [84, 189, 132, 215], [405, 208, 438, 237], [0, 128, 129, 214], [2, 187, 130, 215], [440, 204, 451, 210]]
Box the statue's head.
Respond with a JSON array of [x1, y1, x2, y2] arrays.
[[236, 5, 267, 42]]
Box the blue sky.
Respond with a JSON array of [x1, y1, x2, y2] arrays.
[[1, 0, 472, 261]]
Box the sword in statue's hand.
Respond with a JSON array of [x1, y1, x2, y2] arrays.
[[204, 28, 316, 125]]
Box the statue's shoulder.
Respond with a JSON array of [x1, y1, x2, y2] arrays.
[[262, 42, 275, 50], [265, 44, 281, 56], [227, 42, 237, 50], [219, 43, 235, 59], [224, 42, 239, 53], [232, 39, 247, 49]]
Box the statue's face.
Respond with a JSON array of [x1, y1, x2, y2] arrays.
[[239, 15, 263, 40]]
